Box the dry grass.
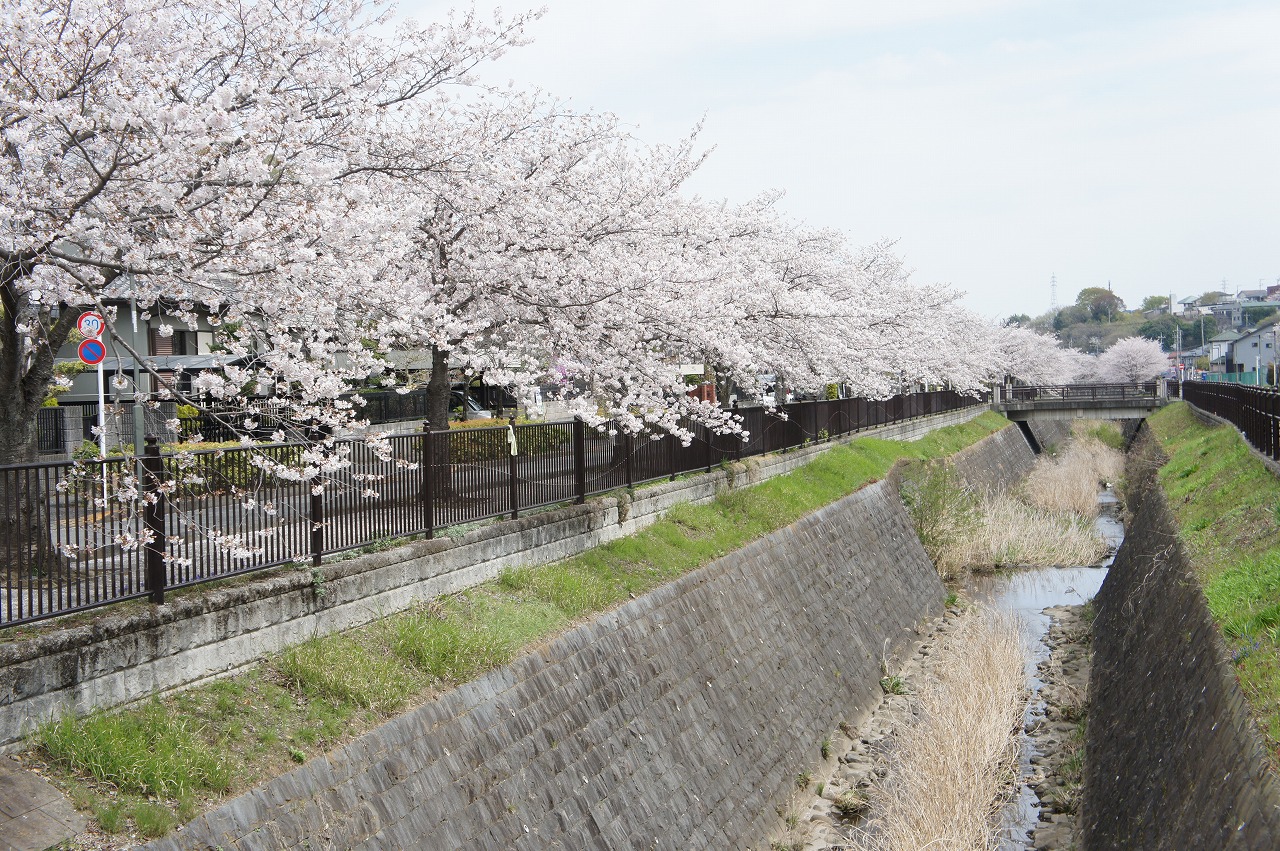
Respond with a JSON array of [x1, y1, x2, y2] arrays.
[[947, 493, 1110, 569], [912, 425, 1121, 574], [850, 609, 1027, 851], [1022, 428, 1125, 519]]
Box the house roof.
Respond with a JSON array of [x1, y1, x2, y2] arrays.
[[1210, 331, 1242, 342]]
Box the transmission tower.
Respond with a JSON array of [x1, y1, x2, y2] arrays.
[[1050, 274, 1058, 311]]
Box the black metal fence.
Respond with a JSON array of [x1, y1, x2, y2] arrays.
[[1182, 380, 1280, 460], [1, 388, 986, 628]]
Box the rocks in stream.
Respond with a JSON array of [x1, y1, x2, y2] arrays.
[[1025, 604, 1092, 851], [771, 601, 1094, 851]]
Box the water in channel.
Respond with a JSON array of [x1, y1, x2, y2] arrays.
[[965, 486, 1125, 850]]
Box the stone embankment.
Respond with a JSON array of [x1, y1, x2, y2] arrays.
[[0, 408, 987, 751], [1082, 427, 1280, 849], [150, 479, 943, 850], [135, 418, 1050, 849]]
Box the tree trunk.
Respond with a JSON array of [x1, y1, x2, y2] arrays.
[[419, 345, 456, 501], [0, 382, 64, 581], [426, 345, 451, 432]]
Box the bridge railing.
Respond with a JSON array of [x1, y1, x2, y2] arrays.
[[1003, 382, 1160, 403], [1182, 380, 1280, 461]]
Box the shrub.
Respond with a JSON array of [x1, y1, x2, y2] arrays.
[[429, 421, 573, 463], [162, 442, 303, 497], [899, 460, 979, 578]]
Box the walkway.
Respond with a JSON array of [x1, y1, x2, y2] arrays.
[[0, 755, 85, 851]]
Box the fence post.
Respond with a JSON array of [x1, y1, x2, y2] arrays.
[[704, 424, 713, 472], [573, 417, 587, 504], [310, 482, 323, 568], [421, 423, 434, 538], [141, 435, 167, 604], [667, 431, 677, 481], [509, 416, 520, 519]]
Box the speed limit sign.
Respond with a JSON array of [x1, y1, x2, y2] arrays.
[[77, 311, 106, 339]]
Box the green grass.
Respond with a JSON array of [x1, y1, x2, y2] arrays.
[[30, 411, 1009, 837], [1146, 401, 1280, 760]]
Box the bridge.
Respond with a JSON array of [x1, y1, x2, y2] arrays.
[[993, 382, 1170, 453], [994, 381, 1169, 423]]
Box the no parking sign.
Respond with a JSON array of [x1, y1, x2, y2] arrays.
[[78, 338, 106, 365]]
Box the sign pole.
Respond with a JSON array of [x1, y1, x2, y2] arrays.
[[97, 358, 107, 508], [76, 311, 110, 509]]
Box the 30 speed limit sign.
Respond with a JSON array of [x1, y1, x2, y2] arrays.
[[77, 311, 106, 339]]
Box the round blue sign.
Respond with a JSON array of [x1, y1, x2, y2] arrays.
[[78, 338, 106, 365]]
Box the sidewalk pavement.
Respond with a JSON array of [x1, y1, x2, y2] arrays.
[[0, 755, 85, 851]]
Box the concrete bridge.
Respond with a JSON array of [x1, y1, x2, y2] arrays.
[[993, 381, 1169, 423], [992, 382, 1170, 453]]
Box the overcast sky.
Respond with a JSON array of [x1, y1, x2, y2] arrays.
[[399, 0, 1280, 320]]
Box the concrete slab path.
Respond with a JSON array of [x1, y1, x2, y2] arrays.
[[0, 755, 85, 851]]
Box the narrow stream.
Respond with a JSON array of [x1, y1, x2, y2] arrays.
[[966, 487, 1125, 849]]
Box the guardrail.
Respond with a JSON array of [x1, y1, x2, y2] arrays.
[[1, 389, 987, 628]]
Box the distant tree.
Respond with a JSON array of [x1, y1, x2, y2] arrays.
[[1004, 314, 1032, 327], [1140, 295, 1170, 312], [1075, 288, 1126, 323], [1096, 337, 1168, 382], [1137, 315, 1179, 350], [1053, 305, 1091, 331], [1199, 291, 1230, 305], [1244, 306, 1278, 326], [1186, 315, 1218, 348]]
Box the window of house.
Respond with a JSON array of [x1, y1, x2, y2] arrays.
[[149, 327, 192, 356]]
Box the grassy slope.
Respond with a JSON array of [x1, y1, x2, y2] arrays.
[[1146, 401, 1280, 756], [29, 411, 1010, 840]]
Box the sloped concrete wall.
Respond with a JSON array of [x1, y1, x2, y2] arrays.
[[0, 406, 988, 750], [149, 479, 944, 851], [144, 421, 1044, 851], [1082, 430, 1280, 849]]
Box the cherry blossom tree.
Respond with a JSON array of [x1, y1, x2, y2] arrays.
[[1095, 336, 1169, 382], [0, 0, 538, 463], [989, 324, 1095, 385]]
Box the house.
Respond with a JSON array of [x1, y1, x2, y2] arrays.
[[1208, 301, 1245, 330], [1177, 296, 1202, 317], [45, 302, 234, 454], [1229, 320, 1280, 376], [1208, 331, 1242, 374]]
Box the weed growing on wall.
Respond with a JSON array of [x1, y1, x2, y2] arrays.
[[900, 461, 979, 579], [905, 424, 1121, 576]]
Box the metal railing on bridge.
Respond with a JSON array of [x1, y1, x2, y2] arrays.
[[1002, 382, 1161, 403], [1, 388, 987, 628]]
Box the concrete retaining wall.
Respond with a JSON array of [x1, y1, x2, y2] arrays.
[[0, 406, 988, 750], [148, 478, 944, 851], [1082, 428, 1280, 849], [950, 418, 1040, 493], [141, 416, 1040, 850]]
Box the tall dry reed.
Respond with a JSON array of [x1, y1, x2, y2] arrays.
[[850, 609, 1027, 851], [1022, 430, 1124, 518], [947, 493, 1109, 569]]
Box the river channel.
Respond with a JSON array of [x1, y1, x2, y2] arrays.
[[967, 487, 1125, 849]]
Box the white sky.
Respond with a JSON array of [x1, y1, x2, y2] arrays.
[[398, 0, 1280, 319]]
